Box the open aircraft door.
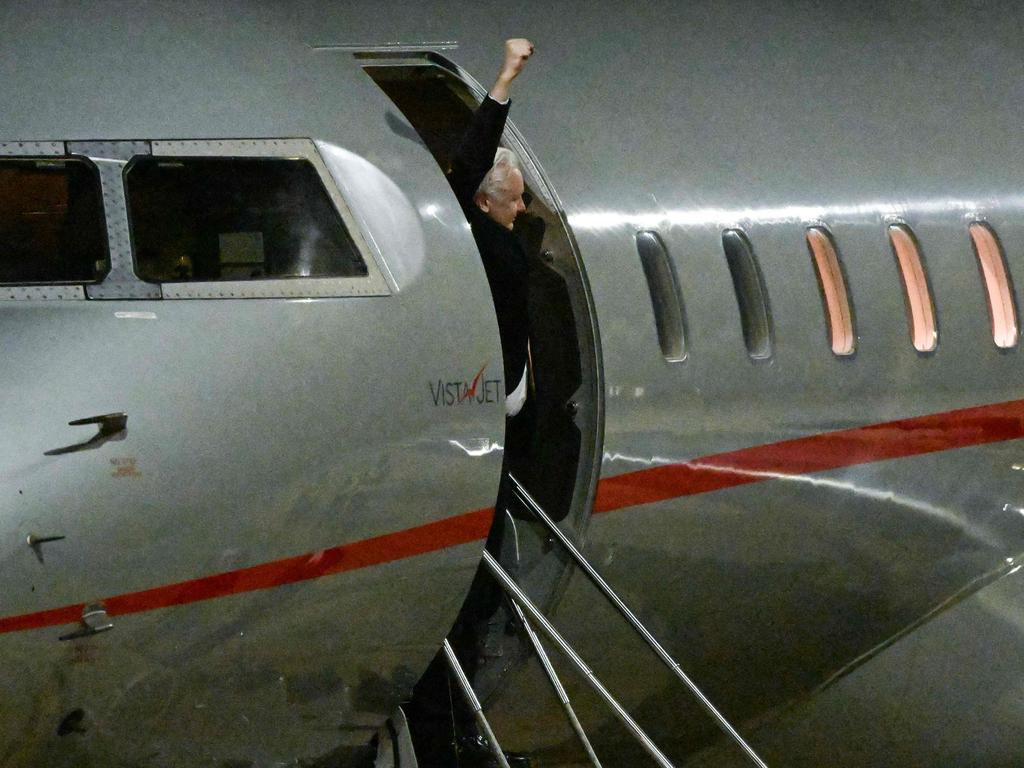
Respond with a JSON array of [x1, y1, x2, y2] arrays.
[[357, 52, 605, 718], [0, 49, 514, 765]]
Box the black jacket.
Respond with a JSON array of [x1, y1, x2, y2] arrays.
[[449, 97, 529, 396]]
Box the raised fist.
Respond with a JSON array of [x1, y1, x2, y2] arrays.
[[501, 38, 534, 81]]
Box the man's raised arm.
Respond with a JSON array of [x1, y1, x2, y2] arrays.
[[488, 38, 533, 103], [449, 38, 534, 209]]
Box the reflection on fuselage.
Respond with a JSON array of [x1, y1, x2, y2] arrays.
[[567, 196, 1024, 231], [602, 450, 1005, 547], [449, 438, 503, 457]]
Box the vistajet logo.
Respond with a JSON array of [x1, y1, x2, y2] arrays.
[[430, 363, 503, 407]]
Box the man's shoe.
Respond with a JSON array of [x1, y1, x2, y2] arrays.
[[456, 734, 532, 767]]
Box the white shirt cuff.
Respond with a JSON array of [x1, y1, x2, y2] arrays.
[[505, 363, 528, 416]]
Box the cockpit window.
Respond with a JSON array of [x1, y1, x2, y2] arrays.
[[0, 158, 107, 284], [125, 157, 368, 282]]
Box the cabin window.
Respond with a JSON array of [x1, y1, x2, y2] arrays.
[[721, 228, 773, 360], [887, 223, 937, 352], [806, 226, 855, 356], [0, 158, 107, 284], [968, 222, 1018, 349], [125, 157, 368, 282], [635, 230, 687, 361]]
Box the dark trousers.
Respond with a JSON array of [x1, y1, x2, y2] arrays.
[[404, 403, 536, 764]]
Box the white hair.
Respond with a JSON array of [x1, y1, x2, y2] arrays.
[[475, 147, 522, 201]]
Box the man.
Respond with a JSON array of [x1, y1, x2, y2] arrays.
[[404, 40, 537, 768], [449, 37, 534, 418]]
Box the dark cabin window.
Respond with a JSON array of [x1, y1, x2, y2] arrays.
[[125, 157, 368, 282], [0, 158, 107, 284], [635, 230, 687, 361], [721, 228, 773, 360]]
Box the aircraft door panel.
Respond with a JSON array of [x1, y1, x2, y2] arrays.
[[0, 74, 514, 763], [0, 305, 125, 615]]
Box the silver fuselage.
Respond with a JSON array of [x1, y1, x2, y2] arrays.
[[2, 2, 1024, 766]]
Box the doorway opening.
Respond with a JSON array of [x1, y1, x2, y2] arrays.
[[363, 52, 603, 764], [363, 57, 601, 530]]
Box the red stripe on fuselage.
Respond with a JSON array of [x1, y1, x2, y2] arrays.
[[3, 397, 1024, 635], [595, 398, 1024, 513], [0, 506, 493, 635]]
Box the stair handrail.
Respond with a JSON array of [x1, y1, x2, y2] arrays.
[[507, 473, 768, 768]]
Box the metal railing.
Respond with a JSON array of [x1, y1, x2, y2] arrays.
[[483, 550, 677, 768], [438, 474, 768, 768], [506, 473, 768, 768], [507, 598, 603, 768], [442, 639, 512, 768]]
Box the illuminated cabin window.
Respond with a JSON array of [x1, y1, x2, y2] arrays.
[[968, 222, 1018, 349], [887, 224, 937, 352], [806, 226, 855, 356], [721, 228, 772, 360], [126, 157, 368, 282], [0, 158, 107, 284]]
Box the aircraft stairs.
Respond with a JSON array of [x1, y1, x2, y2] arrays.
[[388, 474, 771, 768]]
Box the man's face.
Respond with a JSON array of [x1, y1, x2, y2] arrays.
[[478, 168, 527, 230]]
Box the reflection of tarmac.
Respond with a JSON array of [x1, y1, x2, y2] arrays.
[[481, 552, 1024, 768], [0, 430, 500, 768], [478, 444, 1024, 767], [686, 562, 1024, 767]]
